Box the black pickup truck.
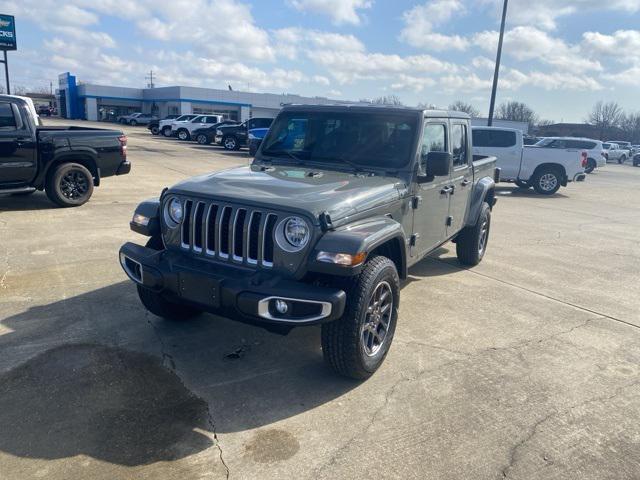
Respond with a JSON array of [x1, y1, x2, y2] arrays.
[[0, 95, 130, 207], [120, 105, 498, 379]]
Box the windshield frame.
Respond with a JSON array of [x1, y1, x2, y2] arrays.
[[257, 109, 421, 172]]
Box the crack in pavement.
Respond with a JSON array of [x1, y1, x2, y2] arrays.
[[144, 313, 230, 479], [499, 379, 640, 479]]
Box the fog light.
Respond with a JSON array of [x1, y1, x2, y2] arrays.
[[274, 299, 289, 314]]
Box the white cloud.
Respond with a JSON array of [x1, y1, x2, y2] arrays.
[[602, 66, 640, 86], [471, 56, 496, 70], [474, 26, 602, 71], [288, 0, 372, 25], [400, 0, 469, 51], [582, 30, 640, 63], [313, 75, 331, 86]]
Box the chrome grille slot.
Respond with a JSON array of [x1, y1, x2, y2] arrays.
[[247, 211, 262, 264], [219, 206, 232, 258], [233, 209, 247, 261], [205, 204, 218, 255], [193, 202, 205, 252], [181, 200, 193, 249], [262, 214, 277, 267], [174, 197, 277, 269]]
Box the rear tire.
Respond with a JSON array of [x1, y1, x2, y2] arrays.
[[45, 162, 94, 207], [162, 127, 172, 137], [177, 129, 190, 141], [150, 126, 160, 135], [223, 135, 239, 150], [136, 236, 201, 321], [196, 134, 209, 145], [618, 155, 626, 164], [456, 202, 491, 266], [532, 167, 562, 195], [321, 256, 400, 380], [585, 158, 596, 174]]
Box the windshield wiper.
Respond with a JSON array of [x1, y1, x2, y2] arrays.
[[311, 155, 365, 173]]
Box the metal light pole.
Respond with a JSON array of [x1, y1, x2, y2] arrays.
[[488, 0, 508, 126]]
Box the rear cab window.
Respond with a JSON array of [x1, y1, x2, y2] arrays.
[[472, 129, 517, 148]]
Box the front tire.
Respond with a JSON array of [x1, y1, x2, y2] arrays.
[[618, 155, 626, 164], [196, 134, 209, 145], [136, 236, 201, 321], [223, 135, 239, 150], [162, 127, 173, 137], [321, 256, 400, 380], [585, 158, 596, 174], [456, 202, 491, 266], [532, 167, 562, 195], [177, 129, 190, 141], [150, 126, 160, 135], [45, 162, 94, 207]]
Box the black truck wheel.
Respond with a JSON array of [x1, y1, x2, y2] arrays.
[[456, 202, 491, 266], [45, 162, 94, 207], [531, 167, 562, 195], [321, 256, 400, 380], [223, 135, 239, 150], [137, 236, 201, 321]]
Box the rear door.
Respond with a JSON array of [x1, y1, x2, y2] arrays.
[[412, 120, 451, 256], [0, 101, 37, 186], [472, 128, 520, 180], [448, 121, 472, 235]]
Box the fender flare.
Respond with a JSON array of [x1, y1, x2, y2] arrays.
[[308, 216, 408, 278], [465, 177, 496, 227], [43, 150, 101, 187], [130, 198, 161, 237]]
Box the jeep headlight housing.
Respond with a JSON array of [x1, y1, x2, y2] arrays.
[[165, 197, 183, 226], [276, 216, 310, 251]]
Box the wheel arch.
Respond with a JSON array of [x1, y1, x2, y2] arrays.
[[465, 177, 496, 227], [44, 153, 100, 187], [532, 162, 567, 184]]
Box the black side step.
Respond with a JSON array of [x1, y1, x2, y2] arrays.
[[0, 187, 36, 195]]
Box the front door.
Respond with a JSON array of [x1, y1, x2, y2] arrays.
[[412, 120, 451, 256], [0, 101, 37, 186], [448, 122, 472, 235]]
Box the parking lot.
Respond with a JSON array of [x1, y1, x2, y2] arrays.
[[1, 118, 639, 480]]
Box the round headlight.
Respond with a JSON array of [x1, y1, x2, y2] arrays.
[[283, 216, 310, 249], [167, 198, 183, 225]]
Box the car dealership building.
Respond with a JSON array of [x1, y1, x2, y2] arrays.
[[56, 72, 356, 122]]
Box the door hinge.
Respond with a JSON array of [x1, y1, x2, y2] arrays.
[[446, 216, 453, 227], [410, 233, 420, 247], [412, 196, 422, 209]]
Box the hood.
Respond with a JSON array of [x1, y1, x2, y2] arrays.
[[170, 164, 405, 223]]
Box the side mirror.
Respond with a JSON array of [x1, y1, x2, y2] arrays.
[[421, 151, 451, 178]]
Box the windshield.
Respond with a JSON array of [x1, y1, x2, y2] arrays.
[[260, 111, 418, 170]]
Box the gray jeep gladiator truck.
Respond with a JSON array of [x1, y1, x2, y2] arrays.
[[120, 105, 498, 379]]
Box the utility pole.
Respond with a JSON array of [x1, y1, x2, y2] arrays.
[[488, 0, 508, 126], [145, 70, 155, 88], [49, 80, 53, 95], [1, 51, 9, 94]]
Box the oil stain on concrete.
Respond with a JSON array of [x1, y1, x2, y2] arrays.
[[0, 343, 214, 466], [243, 429, 300, 464]]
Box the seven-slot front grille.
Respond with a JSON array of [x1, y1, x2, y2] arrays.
[[179, 199, 278, 268]]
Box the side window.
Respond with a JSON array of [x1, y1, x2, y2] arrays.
[[0, 103, 17, 130], [451, 124, 468, 167], [205, 117, 217, 124], [422, 124, 447, 155], [472, 129, 516, 148]]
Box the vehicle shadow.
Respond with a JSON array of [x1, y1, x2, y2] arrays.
[[495, 185, 569, 199], [0, 191, 58, 211], [0, 281, 358, 466]]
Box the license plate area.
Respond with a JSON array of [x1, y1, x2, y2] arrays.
[[178, 272, 220, 308]]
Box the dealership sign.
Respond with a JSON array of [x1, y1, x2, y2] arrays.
[[0, 14, 17, 51]]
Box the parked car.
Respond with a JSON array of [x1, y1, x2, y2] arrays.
[[633, 150, 640, 167], [248, 127, 269, 156], [216, 117, 274, 150], [0, 95, 130, 207], [602, 143, 628, 164], [119, 105, 498, 379], [191, 120, 241, 145], [37, 105, 53, 117], [523, 136, 541, 146], [116, 112, 157, 126], [147, 115, 180, 135], [535, 137, 605, 174], [159, 114, 198, 137], [472, 127, 586, 195], [172, 115, 224, 141]]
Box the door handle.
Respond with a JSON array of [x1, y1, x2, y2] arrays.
[[440, 185, 454, 195], [461, 179, 471, 187]]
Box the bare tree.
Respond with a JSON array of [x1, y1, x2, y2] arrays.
[[372, 95, 403, 106], [496, 101, 539, 129], [448, 100, 479, 117], [620, 112, 640, 144], [587, 101, 624, 140]]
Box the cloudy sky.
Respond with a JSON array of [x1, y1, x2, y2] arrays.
[[4, 0, 640, 122]]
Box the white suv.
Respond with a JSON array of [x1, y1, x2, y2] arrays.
[[535, 137, 605, 173], [603, 142, 629, 164], [172, 115, 223, 140]]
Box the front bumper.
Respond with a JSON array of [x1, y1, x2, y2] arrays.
[[119, 242, 346, 327]]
